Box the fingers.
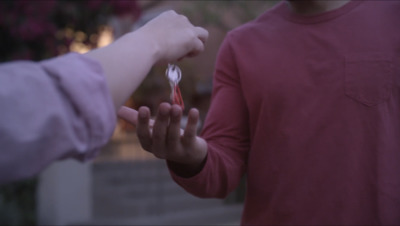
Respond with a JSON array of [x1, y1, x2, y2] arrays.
[[195, 26, 209, 44], [187, 38, 205, 58], [117, 106, 155, 127], [183, 108, 199, 143], [128, 102, 200, 163], [136, 106, 152, 151], [117, 106, 138, 125], [186, 27, 208, 58], [147, 10, 208, 62], [152, 103, 171, 158], [167, 105, 183, 146]]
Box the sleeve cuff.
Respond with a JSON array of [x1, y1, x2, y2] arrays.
[[40, 52, 117, 160]]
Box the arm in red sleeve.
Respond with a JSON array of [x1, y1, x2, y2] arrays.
[[168, 34, 250, 198]]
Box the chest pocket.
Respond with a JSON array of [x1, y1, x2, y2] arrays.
[[344, 53, 394, 106]]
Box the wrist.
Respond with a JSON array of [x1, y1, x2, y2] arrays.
[[168, 137, 208, 178], [167, 154, 207, 178], [127, 28, 162, 64]]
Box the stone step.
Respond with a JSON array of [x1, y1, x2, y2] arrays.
[[93, 188, 225, 218], [91, 159, 244, 223], [92, 160, 228, 219], [92, 160, 171, 184], [77, 204, 243, 225], [93, 177, 189, 201]]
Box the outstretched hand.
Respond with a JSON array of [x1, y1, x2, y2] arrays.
[[117, 104, 208, 175]]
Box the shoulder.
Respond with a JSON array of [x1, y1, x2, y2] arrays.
[[226, 1, 286, 44]]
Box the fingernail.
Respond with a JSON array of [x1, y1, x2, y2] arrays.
[[139, 110, 147, 119], [172, 108, 180, 117]]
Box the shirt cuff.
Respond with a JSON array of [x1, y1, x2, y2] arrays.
[[40, 52, 116, 160]]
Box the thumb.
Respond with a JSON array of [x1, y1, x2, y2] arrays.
[[117, 106, 139, 125]]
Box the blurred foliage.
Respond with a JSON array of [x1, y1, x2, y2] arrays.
[[0, 0, 141, 62], [0, 1, 141, 225]]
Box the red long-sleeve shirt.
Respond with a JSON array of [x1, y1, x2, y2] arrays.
[[171, 1, 400, 225]]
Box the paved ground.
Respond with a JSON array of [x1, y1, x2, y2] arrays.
[[84, 132, 244, 225]]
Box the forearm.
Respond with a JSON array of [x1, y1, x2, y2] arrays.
[[85, 31, 158, 110], [168, 141, 247, 198]]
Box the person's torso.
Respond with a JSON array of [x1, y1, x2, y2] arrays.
[[228, 1, 400, 224]]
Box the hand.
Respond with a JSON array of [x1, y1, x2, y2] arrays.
[[136, 10, 209, 63], [117, 104, 208, 175], [85, 10, 208, 110]]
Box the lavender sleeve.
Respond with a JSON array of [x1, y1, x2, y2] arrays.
[[0, 53, 116, 184]]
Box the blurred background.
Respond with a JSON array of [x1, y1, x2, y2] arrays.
[[0, 0, 277, 225]]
